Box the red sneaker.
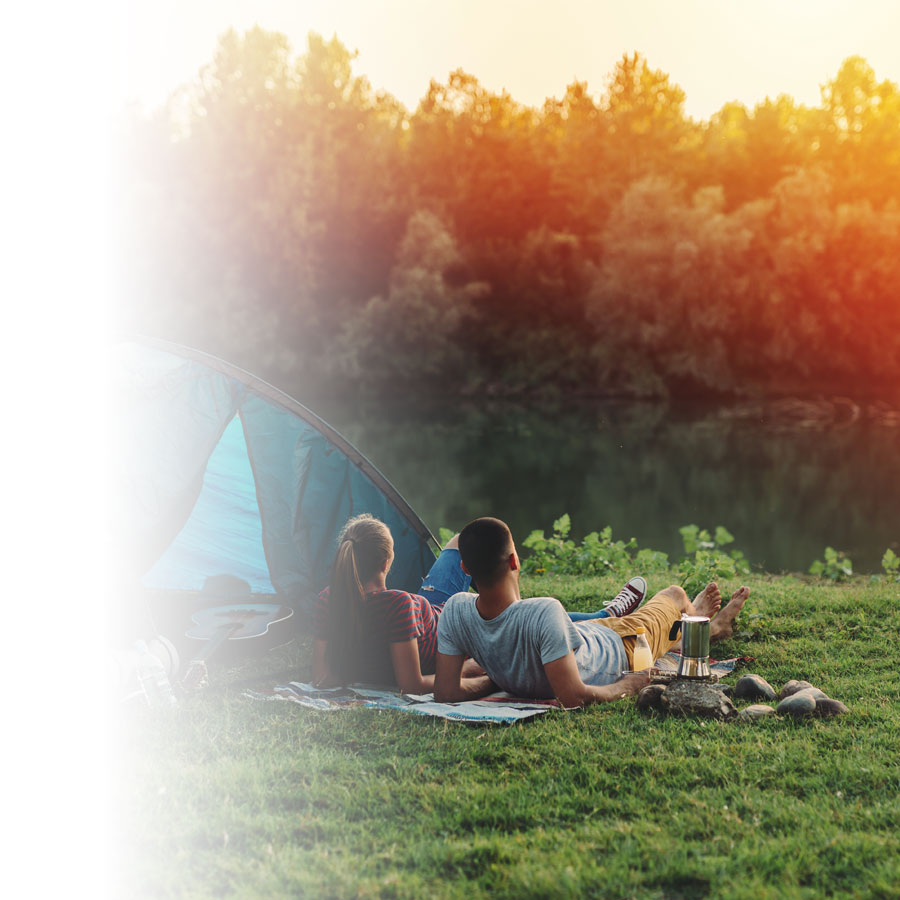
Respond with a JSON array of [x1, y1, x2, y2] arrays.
[[603, 576, 647, 617]]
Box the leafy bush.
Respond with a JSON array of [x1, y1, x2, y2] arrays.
[[520, 514, 651, 577], [633, 547, 671, 575], [882, 548, 900, 582], [809, 546, 854, 581], [517, 515, 749, 595], [674, 524, 751, 599]]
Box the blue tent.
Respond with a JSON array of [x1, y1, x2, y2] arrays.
[[114, 339, 438, 614]]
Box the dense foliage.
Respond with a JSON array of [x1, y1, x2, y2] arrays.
[[116, 29, 900, 401]]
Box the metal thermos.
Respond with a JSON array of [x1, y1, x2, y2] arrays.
[[677, 615, 711, 678]]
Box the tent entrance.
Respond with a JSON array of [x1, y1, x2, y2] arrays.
[[143, 415, 275, 595]]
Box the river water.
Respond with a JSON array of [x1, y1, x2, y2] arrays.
[[314, 398, 899, 575]]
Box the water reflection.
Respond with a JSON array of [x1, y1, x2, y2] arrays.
[[312, 398, 899, 574]]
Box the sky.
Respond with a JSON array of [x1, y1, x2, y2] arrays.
[[121, 0, 900, 120]]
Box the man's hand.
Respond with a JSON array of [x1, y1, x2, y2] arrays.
[[613, 671, 651, 698], [545, 652, 651, 708]]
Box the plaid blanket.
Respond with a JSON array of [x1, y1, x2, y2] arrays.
[[244, 651, 750, 725]]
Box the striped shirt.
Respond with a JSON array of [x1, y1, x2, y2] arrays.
[[314, 588, 441, 684]]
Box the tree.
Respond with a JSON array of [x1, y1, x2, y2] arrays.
[[115, 27, 318, 372], [586, 177, 772, 396], [699, 96, 818, 208], [601, 53, 698, 187], [760, 168, 900, 389], [407, 71, 551, 245], [540, 55, 698, 237], [818, 56, 900, 207], [116, 29, 411, 381], [333, 211, 488, 387], [539, 81, 613, 236], [292, 33, 412, 320]]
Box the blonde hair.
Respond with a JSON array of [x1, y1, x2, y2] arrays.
[[327, 514, 393, 681]]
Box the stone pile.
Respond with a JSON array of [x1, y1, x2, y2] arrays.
[[636, 673, 849, 722]]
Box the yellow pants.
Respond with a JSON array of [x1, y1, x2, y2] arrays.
[[594, 589, 683, 668]]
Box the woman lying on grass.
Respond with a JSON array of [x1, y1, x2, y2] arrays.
[[312, 514, 483, 693], [312, 514, 648, 694]]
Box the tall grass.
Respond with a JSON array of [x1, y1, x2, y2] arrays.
[[113, 573, 900, 899]]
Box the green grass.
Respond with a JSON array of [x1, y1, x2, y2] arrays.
[[114, 574, 900, 899]]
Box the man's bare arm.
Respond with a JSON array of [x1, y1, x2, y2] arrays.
[[434, 652, 495, 702], [543, 651, 650, 709]]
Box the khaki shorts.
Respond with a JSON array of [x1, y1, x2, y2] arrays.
[[595, 591, 682, 667]]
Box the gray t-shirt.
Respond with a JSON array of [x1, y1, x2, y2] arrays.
[[437, 593, 627, 699]]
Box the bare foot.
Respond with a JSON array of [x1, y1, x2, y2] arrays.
[[709, 586, 750, 642], [693, 582, 722, 618]]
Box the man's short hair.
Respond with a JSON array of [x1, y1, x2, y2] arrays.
[[458, 517, 514, 587]]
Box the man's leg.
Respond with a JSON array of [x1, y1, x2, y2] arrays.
[[680, 581, 751, 641], [709, 586, 750, 641], [568, 576, 647, 621], [567, 609, 612, 621], [605, 586, 688, 663], [418, 533, 471, 609], [596, 583, 750, 666]]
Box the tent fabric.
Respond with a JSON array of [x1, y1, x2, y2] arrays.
[[114, 339, 438, 612]]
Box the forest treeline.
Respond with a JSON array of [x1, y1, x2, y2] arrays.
[[116, 28, 900, 401]]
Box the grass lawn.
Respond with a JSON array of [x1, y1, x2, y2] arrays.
[[113, 573, 900, 899]]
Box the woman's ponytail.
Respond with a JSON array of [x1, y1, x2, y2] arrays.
[[326, 515, 393, 682]]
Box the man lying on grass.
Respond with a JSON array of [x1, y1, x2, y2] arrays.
[[434, 517, 750, 709]]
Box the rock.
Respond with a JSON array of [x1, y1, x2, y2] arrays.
[[712, 683, 734, 697], [661, 679, 738, 721], [741, 704, 776, 721], [637, 684, 667, 711], [814, 698, 849, 718], [734, 674, 777, 701], [779, 680, 816, 700], [777, 692, 817, 717], [792, 686, 829, 702]]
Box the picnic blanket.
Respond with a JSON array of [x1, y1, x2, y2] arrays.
[[245, 683, 559, 723], [244, 651, 751, 725], [654, 650, 753, 677]]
